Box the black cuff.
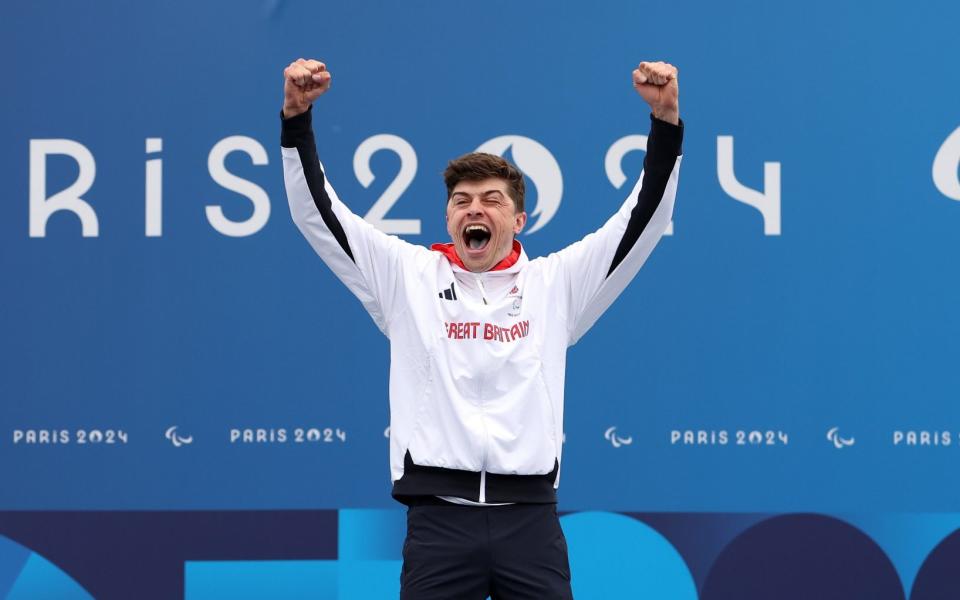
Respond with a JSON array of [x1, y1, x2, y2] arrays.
[[648, 113, 684, 159], [281, 106, 313, 148]]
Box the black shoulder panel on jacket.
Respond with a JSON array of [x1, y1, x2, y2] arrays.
[[607, 116, 684, 277], [282, 108, 355, 262]]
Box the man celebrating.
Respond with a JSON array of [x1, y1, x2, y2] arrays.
[[282, 58, 682, 599]]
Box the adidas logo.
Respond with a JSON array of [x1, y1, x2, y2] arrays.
[[438, 282, 458, 301]]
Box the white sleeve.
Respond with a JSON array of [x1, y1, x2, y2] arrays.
[[545, 116, 684, 345], [281, 108, 425, 335]]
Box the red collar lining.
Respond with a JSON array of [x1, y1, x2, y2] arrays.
[[430, 240, 521, 271]]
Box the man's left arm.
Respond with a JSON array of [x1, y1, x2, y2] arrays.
[[550, 61, 683, 345]]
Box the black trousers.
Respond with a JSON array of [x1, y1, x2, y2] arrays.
[[400, 499, 573, 600]]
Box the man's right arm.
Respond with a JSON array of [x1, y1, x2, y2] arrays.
[[281, 59, 416, 335]]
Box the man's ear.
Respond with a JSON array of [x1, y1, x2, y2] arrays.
[[514, 211, 527, 235]]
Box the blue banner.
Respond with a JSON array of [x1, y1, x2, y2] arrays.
[[2, 0, 960, 596]]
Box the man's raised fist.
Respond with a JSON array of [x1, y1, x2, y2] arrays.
[[283, 58, 332, 118], [632, 61, 680, 125]]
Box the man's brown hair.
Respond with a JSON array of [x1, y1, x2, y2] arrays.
[[444, 152, 525, 213]]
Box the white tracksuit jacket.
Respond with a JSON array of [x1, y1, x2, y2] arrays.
[[282, 109, 683, 504]]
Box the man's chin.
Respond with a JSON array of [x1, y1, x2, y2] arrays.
[[463, 260, 489, 273], [459, 246, 491, 272]]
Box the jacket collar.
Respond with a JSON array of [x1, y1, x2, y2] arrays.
[[430, 240, 524, 272]]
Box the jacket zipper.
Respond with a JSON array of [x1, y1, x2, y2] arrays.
[[475, 276, 489, 305], [477, 272, 489, 502]]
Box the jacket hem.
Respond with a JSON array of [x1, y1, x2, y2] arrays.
[[391, 451, 558, 505]]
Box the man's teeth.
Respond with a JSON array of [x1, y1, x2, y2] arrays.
[[464, 224, 490, 251]]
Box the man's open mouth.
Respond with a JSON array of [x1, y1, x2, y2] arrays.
[[463, 224, 491, 251]]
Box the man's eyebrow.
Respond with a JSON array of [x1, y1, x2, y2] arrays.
[[451, 189, 504, 199]]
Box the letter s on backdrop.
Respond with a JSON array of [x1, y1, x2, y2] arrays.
[[206, 136, 271, 237]]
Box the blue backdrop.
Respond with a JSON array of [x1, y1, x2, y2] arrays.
[[2, 0, 960, 597]]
